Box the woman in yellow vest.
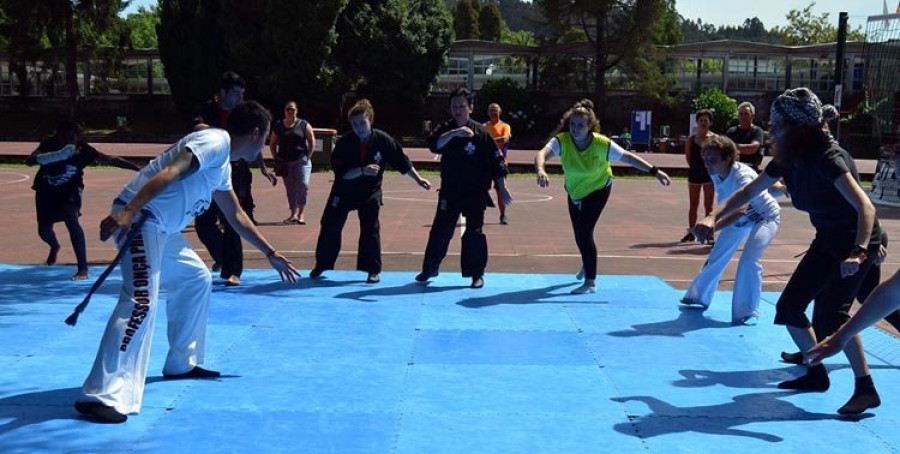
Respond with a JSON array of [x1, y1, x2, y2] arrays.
[[535, 100, 671, 294]]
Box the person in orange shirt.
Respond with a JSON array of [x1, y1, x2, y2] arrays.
[[484, 103, 512, 224]]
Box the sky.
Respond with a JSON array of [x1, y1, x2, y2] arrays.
[[121, 0, 890, 32]]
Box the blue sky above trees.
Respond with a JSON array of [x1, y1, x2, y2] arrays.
[[122, 0, 886, 31]]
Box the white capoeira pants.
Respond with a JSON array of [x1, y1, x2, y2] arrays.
[[80, 215, 212, 415], [683, 216, 780, 322]]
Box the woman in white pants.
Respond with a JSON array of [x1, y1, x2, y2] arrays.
[[681, 135, 780, 325]]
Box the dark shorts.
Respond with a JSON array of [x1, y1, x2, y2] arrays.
[[35, 189, 82, 224], [687, 164, 712, 184]]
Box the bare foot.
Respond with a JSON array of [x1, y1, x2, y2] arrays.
[[72, 270, 89, 281], [46, 246, 60, 265]]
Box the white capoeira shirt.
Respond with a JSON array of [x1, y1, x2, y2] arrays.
[[712, 162, 780, 225], [117, 128, 232, 233]]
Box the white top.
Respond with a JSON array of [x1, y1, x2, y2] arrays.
[[118, 129, 232, 234], [712, 162, 780, 224], [543, 136, 626, 161]]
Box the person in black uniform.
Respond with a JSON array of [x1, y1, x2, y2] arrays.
[[27, 120, 140, 280], [694, 87, 885, 415], [309, 99, 431, 283], [416, 88, 512, 289], [192, 71, 276, 286]]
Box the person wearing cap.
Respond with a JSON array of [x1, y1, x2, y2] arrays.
[[693, 87, 885, 415]]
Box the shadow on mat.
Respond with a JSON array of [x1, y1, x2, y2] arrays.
[[607, 308, 732, 337], [0, 266, 121, 315], [219, 277, 340, 295], [673, 364, 898, 390], [0, 387, 84, 438], [0, 376, 241, 443], [612, 391, 864, 442], [333, 282, 470, 302], [457, 284, 608, 308]]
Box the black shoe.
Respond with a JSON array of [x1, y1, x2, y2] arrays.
[[415, 270, 437, 282], [163, 366, 221, 380], [471, 276, 484, 289], [680, 232, 696, 242], [309, 268, 324, 278], [781, 351, 803, 365], [706, 234, 716, 246], [366, 273, 380, 284], [75, 401, 127, 424]]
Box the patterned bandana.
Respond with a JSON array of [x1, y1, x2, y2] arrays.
[[769, 87, 837, 127]]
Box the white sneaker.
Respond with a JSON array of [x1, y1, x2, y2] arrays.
[[570, 284, 596, 294], [576, 267, 585, 280]]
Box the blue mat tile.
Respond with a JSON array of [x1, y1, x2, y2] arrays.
[[414, 330, 594, 366], [418, 303, 575, 331], [2, 265, 900, 452], [233, 324, 416, 365], [396, 412, 645, 454], [175, 356, 409, 413], [402, 364, 617, 415], [147, 410, 397, 454]]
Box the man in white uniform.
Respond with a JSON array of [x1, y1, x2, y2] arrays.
[[75, 101, 300, 424]]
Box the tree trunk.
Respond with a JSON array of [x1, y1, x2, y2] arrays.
[[594, 11, 607, 124], [64, 1, 79, 118]]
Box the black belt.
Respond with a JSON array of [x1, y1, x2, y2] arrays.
[[65, 210, 151, 326]]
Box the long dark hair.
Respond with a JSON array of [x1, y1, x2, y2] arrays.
[[773, 126, 833, 168]]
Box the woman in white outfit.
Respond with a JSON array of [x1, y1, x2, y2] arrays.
[[680, 135, 780, 325]]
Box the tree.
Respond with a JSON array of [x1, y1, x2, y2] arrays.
[[478, 1, 502, 41], [772, 2, 865, 45], [157, 0, 226, 117], [691, 87, 737, 134], [124, 6, 160, 48], [218, 0, 348, 108], [497, 0, 546, 35], [536, 0, 678, 121], [334, 0, 453, 110], [0, 0, 127, 115], [454, 0, 479, 39]]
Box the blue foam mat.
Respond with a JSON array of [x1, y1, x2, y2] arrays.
[[1, 264, 899, 453]]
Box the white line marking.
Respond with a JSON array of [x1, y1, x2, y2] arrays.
[[0, 171, 30, 185]]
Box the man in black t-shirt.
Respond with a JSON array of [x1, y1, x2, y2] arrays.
[[416, 88, 512, 288], [192, 71, 275, 286], [725, 102, 765, 173]]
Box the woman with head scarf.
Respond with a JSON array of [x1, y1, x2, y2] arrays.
[[693, 88, 885, 415]]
